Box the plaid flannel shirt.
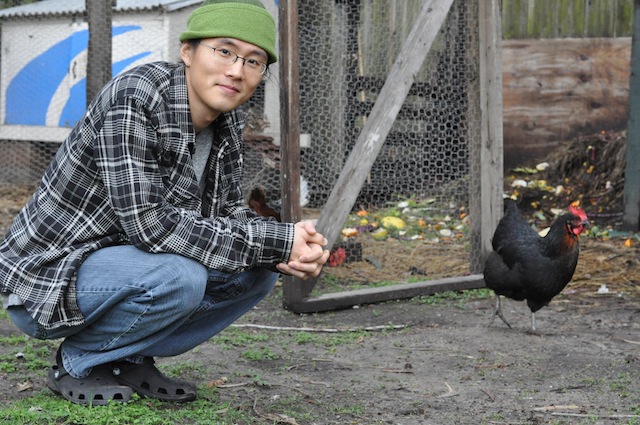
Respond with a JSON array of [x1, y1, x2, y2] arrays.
[[0, 61, 294, 329]]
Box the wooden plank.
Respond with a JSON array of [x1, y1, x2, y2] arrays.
[[502, 0, 634, 39], [284, 275, 486, 314], [473, 0, 503, 272], [283, 0, 456, 308], [86, 0, 112, 106], [278, 0, 305, 301], [502, 37, 631, 167], [623, 0, 640, 231], [278, 0, 302, 225]]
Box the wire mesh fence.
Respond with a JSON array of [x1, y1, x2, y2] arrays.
[[297, 0, 476, 208]]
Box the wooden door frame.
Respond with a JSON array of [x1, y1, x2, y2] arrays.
[[278, 0, 503, 313]]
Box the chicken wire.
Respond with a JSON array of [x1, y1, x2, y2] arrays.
[[293, 0, 483, 280], [0, 0, 484, 279], [298, 0, 476, 206]]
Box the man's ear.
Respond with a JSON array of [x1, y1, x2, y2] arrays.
[[180, 42, 193, 67]]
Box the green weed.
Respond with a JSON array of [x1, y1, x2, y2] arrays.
[[242, 347, 279, 361], [0, 391, 242, 425], [0, 335, 56, 373], [415, 288, 493, 307]]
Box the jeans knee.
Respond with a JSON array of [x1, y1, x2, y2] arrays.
[[159, 255, 208, 311], [249, 268, 279, 298]]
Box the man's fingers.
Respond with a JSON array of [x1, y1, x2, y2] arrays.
[[299, 245, 328, 263], [277, 263, 320, 280]]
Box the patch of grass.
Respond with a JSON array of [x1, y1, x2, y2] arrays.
[[331, 402, 365, 417], [259, 393, 315, 422], [294, 331, 319, 344], [0, 391, 247, 425], [242, 347, 279, 361], [215, 322, 371, 353], [314, 275, 366, 293], [210, 327, 270, 348], [610, 372, 632, 398], [414, 288, 493, 307], [321, 329, 369, 349], [160, 361, 207, 381], [0, 335, 56, 373]]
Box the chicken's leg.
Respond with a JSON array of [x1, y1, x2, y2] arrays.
[[530, 311, 536, 332], [488, 295, 512, 328]]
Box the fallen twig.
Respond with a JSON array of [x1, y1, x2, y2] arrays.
[[480, 388, 495, 401], [381, 368, 414, 374], [550, 412, 640, 419], [231, 323, 412, 333], [549, 379, 595, 393], [437, 382, 458, 398], [532, 405, 580, 412], [305, 380, 331, 387], [216, 382, 250, 388], [586, 340, 607, 350], [474, 363, 512, 369], [285, 363, 310, 371], [16, 382, 33, 392]]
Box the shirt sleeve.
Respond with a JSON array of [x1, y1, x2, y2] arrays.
[[93, 97, 294, 272]]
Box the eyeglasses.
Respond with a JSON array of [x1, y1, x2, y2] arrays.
[[198, 42, 268, 76]]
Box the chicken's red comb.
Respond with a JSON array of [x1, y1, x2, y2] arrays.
[[568, 203, 587, 221]]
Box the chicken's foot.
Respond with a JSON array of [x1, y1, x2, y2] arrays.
[[488, 295, 512, 329]]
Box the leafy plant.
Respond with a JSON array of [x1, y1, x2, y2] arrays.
[[242, 347, 279, 361]]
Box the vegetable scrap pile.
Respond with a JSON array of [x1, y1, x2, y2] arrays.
[[320, 130, 640, 296]]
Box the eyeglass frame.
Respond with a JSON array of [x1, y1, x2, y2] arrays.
[[198, 41, 268, 76]]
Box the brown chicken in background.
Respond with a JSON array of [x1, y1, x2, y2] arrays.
[[248, 187, 282, 221], [483, 199, 589, 331], [248, 177, 309, 222]]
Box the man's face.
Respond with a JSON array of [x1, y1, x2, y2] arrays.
[[181, 37, 267, 129]]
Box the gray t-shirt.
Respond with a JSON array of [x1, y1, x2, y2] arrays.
[[192, 126, 213, 196]]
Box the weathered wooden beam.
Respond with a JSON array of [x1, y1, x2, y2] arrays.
[[473, 0, 504, 272], [86, 0, 113, 106], [278, 0, 305, 300], [283, 0, 456, 309], [502, 38, 630, 167], [278, 0, 302, 225], [284, 275, 486, 314], [623, 0, 640, 231]]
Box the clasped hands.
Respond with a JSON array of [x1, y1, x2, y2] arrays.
[[277, 220, 330, 280]]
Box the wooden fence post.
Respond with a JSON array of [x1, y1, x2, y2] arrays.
[[86, 0, 113, 106], [279, 0, 306, 302], [473, 0, 504, 270], [623, 0, 640, 231]]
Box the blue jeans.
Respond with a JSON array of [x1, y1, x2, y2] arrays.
[[8, 246, 278, 378]]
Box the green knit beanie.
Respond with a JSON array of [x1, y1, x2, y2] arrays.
[[180, 0, 277, 64]]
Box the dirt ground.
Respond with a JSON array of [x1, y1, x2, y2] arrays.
[[0, 139, 640, 424], [0, 255, 639, 425]]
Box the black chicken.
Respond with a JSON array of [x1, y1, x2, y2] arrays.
[[483, 199, 589, 331]]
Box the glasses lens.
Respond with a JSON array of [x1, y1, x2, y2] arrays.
[[214, 48, 236, 64], [207, 45, 266, 75]]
